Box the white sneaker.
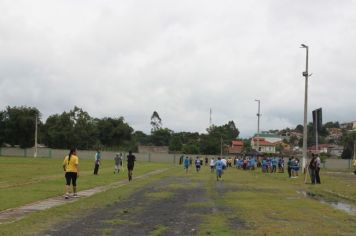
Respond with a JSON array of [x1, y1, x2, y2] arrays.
[[73, 193, 79, 198]]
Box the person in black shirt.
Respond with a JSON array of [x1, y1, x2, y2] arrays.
[[127, 150, 136, 181]]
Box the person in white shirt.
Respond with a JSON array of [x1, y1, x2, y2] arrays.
[[222, 158, 227, 170], [210, 158, 215, 173]]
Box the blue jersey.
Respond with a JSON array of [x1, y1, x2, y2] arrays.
[[184, 159, 189, 166], [215, 160, 224, 170], [272, 159, 278, 166]]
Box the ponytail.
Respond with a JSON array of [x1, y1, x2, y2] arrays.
[[68, 148, 76, 165]]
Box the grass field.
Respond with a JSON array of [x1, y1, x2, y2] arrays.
[[1, 156, 356, 235], [0, 156, 169, 211]]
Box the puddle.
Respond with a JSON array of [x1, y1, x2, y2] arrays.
[[297, 190, 356, 216], [319, 200, 356, 215]]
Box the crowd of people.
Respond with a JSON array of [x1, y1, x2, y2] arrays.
[[179, 153, 323, 183], [63, 150, 323, 199]]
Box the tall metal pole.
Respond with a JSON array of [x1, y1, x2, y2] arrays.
[[34, 114, 38, 158], [220, 136, 223, 158], [255, 99, 261, 153], [301, 44, 309, 170], [353, 140, 356, 161], [315, 111, 318, 154]]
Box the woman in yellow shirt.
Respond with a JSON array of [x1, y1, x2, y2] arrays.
[[63, 148, 80, 199]]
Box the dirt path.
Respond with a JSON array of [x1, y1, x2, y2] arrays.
[[41, 175, 236, 236]]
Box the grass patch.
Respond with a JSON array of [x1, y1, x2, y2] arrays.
[[149, 224, 167, 236], [145, 191, 174, 199]]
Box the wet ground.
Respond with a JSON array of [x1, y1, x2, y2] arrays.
[[41, 175, 242, 236]]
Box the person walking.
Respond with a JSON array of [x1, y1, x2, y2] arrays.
[[93, 149, 101, 175], [184, 156, 190, 173], [114, 153, 123, 174], [315, 154, 321, 184], [195, 157, 201, 172], [210, 157, 215, 173], [215, 157, 224, 181], [62, 148, 79, 199], [127, 150, 136, 181]]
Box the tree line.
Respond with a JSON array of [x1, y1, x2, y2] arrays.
[[0, 106, 240, 155]]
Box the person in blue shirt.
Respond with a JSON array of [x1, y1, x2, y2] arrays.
[[215, 157, 224, 181], [272, 157, 278, 173], [261, 158, 267, 173], [184, 156, 190, 173]]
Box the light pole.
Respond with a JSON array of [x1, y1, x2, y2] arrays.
[[301, 44, 309, 170], [34, 114, 38, 158], [255, 99, 261, 153]]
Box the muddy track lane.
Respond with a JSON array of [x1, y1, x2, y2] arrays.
[[43, 176, 218, 236]]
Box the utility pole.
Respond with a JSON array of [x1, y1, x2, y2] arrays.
[[209, 108, 212, 127], [354, 140, 356, 161], [301, 44, 309, 170], [255, 99, 261, 153], [315, 111, 318, 154], [34, 114, 38, 158], [220, 136, 222, 158]]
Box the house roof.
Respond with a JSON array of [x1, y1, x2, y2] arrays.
[[254, 133, 281, 138], [232, 140, 244, 146], [252, 138, 274, 146]]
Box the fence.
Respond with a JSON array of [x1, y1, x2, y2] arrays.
[[0, 147, 354, 169]]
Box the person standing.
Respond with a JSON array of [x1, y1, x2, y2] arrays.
[[309, 154, 317, 184], [287, 157, 292, 178], [114, 153, 123, 174], [63, 148, 79, 199], [93, 149, 101, 175], [215, 157, 224, 181], [315, 154, 321, 184], [127, 150, 136, 181]]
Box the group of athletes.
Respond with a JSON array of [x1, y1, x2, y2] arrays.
[[62, 148, 136, 199]]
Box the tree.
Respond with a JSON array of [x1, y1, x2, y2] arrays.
[[150, 128, 172, 146], [341, 131, 356, 159], [169, 134, 183, 152], [295, 124, 304, 133], [2, 106, 40, 148], [150, 111, 162, 132], [242, 139, 252, 153], [97, 117, 133, 148]]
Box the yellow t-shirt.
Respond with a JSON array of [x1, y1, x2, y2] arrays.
[[63, 155, 79, 173], [353, 160, 356, 168]]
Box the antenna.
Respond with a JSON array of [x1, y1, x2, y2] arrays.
[[209, 108, 212, 127]]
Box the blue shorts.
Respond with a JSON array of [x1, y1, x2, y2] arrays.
[[216, 169, 222, 176], [184, 165, 189, 169]]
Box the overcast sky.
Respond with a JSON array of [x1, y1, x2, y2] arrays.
[[1, 0, 355, 137]]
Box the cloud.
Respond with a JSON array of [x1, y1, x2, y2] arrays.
[[1, 0, 355, 138]]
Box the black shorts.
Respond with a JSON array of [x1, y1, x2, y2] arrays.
[[127, 165, 134, 171], [65, 172, 77, 186]]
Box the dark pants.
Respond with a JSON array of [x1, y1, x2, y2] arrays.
[[288, 167, 291, 178], [315, 167, 321, 184], [94, 164, 99, 175], [309, 168, 316, 184]]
